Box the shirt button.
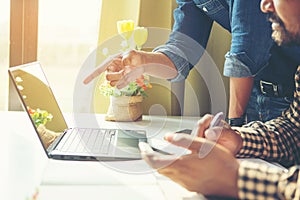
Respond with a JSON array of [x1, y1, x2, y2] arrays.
[[202, 6, 208, 12]]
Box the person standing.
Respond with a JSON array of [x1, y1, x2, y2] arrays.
[[84, 0, 300, 126]]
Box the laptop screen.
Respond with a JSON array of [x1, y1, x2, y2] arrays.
[[9, 62, 68, 149]]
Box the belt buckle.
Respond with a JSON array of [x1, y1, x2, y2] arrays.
[[259, 80, 279, 96]]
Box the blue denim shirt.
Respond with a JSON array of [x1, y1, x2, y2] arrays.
[[153, 0, 300, 82]]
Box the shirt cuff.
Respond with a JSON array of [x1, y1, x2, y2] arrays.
[[236, 129, 263, 158], [153, 45, 190, 82], [238, 160, 283, 199], [223, 52, 253, 77]]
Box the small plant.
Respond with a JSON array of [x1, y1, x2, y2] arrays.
[[99, 75, 152, 97], [27, 107, 53, 127]]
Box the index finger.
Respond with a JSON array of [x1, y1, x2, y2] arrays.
[[139, 142, 178, 169], [164, 133, 218, 158], [83, 52, 122, 84], [164, 133, 203, 152]]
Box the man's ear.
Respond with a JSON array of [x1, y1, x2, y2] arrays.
[[260, 0, 275, 13]]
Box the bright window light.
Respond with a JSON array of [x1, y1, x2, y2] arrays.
[[38, 0, 101, 112]]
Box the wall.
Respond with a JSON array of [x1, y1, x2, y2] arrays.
[[94, 0, 231, 116], [94, 0, 176, 115], [184, 23, 231, 116]]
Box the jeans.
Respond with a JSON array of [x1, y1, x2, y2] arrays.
[[246, 87, 293, 123]]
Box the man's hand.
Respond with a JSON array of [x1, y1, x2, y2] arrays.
[[83, 52, 123, 85], [83, 50, 146, 88], [139, 134, 239, 197], [194, 114, 243, 155], [107, 50, 146, 87], [83, 50, 178, 87]]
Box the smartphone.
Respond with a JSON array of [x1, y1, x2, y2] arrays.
[[175, 129, 192, 134]]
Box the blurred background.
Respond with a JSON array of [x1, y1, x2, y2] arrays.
[[1, 0, 231, 116]]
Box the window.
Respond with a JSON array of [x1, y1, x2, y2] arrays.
[[0, 0, 10, 111], [38, 0, 101, 112]]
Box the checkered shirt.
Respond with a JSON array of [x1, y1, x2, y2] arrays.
[[236, 66, 300, 199]]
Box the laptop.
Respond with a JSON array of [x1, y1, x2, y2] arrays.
[[8, 61, 147, 161]]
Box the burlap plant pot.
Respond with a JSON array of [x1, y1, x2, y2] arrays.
[[37, 124, 61, 149], [105, 95, 143, 121]]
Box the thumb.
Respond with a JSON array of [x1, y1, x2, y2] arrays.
[[204, 128, 222, 142], [116, 66, 144, 89], [164, 133, 204, 152]]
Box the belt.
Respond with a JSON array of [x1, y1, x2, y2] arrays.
[[257, 80, 294, 98]]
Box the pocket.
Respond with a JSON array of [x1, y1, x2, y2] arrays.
[[194, 0, 226, 15], [269, 97, 292, 109], [284, 97, 293, 104], [193, 0, 229, 29]]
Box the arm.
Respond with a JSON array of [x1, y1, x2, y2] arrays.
[[84, 0, 213, 85], [83, 51, 178, 85], [196, 109, 300, 166], [153, 0, 213, 82], [228, 77, 253, 118], [238, 161, 300, 200], [236, 115, 300, 166], [139, 135, 240, 197], [140, 134, 300, 199], [234, 67, 300, 165], [224, 0, 274, 121]]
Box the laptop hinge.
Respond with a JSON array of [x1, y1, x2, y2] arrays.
[[47, 128, 70, 153]]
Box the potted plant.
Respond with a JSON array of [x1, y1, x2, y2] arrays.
[[100, 75, 152, 121], [98, 20, 151, 121]]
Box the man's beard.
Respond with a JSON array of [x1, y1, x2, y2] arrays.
[[268, 13, 300, 46]]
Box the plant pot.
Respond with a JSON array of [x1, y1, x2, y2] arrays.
[[37, 124, 61, 148], [105, 95, 143, 121]]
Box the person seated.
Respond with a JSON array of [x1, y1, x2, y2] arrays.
[[139, 0, 300, 198]]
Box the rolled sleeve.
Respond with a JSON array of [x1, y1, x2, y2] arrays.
[[223, 52, 254, 78], [152, 0, 213, 82], [153, 30, 207, 82], [153, 45, 190, 82]]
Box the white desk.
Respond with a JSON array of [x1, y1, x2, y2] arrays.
[[1, 111, 208, 200]]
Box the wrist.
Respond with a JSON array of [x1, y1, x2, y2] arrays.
[[219, 159, 240, 197], [226, 115, 246, 127], [140, 51, 150, 65], [232, 129, 243, 155]]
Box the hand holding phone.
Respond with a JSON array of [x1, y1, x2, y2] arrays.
[[209, 112, 224, 128]]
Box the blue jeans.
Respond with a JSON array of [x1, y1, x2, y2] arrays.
[[153, 0, 299, 121], [246, 87, 293, 123]]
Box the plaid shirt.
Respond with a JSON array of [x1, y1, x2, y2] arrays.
[[236, 66, 300, 199]]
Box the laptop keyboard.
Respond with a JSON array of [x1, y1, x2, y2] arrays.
[[57, 128, 116, 154]]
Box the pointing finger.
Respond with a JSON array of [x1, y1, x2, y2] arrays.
[[83, 52, 122, 84], [106, 71, 124, 82]]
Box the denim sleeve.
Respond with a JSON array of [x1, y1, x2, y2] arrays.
[[153, 0, 213, 82], [224, 0, 274, 78]]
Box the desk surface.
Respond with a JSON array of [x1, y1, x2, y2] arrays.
[[1, 111, 206, 200]]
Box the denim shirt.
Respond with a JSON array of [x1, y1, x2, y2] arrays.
[[153, 0, 299, 82]]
